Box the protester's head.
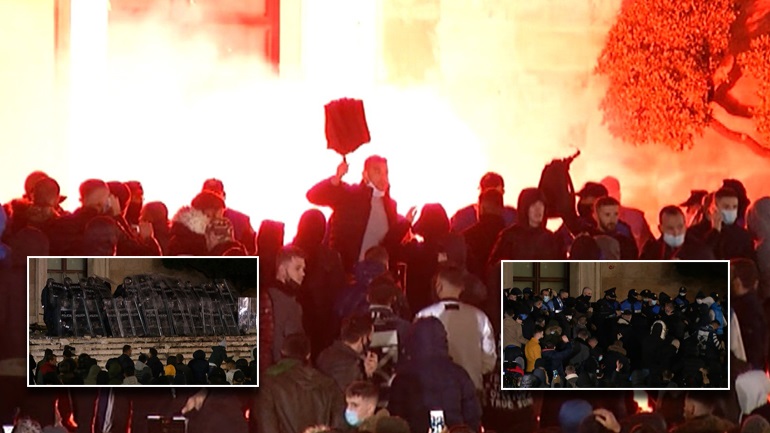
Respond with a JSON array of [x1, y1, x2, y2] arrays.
[[232, 370, 245, 385], [294, 209, 327, 248], [433, 265, 465, 299], [363, 245, 389, 270], [107, 181, 131, 215], [577, 182, 609, 218], [517, 188, 547, 228], [565, 365, 577, 376], [600, 176, 622, 202], [588, 337, 598, 348], [741, 415, 770, 433], [683, 392, 715, 420], [275, 246, 306, 286], [714, 187, 740, 226], [149, 347, 158, 358], [367, 277, 400, 307], [191, 191, 225, 219], [23, 171, 50, 200], [122, 345, 132, 356], [341, 315, 374, 355], [280, 333, 311, 362], [363, 155, 389, 192], [12, 417, 43, 433], [559, 400, 594, 433], [412, 203, 450, 240], [344, 381, 379, 427], [658, 206, 687, 248], [125, 180, 143, 203], [594, 196, 621, 233], [166, 356, 177, 366], [139, 201, 169, 226], [560, 288, 570, 300], [176, 354, 184, 364], [32, 177, 62, 208], [83, 216, 119, 256], [479, 189, 504, 217], [138, 353, 148, 363], [534, 326, 545, 340], [208, 367, 226, 385], [731, 258, 759, 297], [582, 287, 593, 298], [79, 179, 111, 212]]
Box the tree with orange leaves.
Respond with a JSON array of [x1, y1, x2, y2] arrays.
[[596, 0, 737, 150]]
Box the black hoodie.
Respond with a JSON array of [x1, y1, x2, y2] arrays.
[[389, 318, 482, 433], [487, 188, 562, 262]]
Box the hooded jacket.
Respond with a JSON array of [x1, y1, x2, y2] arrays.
[[293, 209, 346, 359], [748, 197, 770, 298], [388, 318, 481, 433], [168, 207, 209, 256], [189, 350, 209, 384], [257, 358, 345, 433], [268, 281, 305, 365], [487, 188, 562, 262]]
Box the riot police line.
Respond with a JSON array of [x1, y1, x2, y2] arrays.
[[40, 275, 255, 338]]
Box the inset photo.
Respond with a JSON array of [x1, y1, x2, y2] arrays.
[[28, 257, 258, 387], [500, 260, 729, 390]]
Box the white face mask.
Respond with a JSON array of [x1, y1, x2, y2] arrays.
[[663, 233, 685, 248], [720, 209, 738, 225], [543, 296, 551, 303]]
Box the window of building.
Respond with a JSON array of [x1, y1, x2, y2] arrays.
[[47, 258, 87, 284], [504, 262, 569, 293]]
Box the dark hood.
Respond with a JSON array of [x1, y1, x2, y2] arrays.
[[413, 203, 450, 241], [293, 209, 327, 250], [193, 350, 206, 360], [516, 188, 546, 228], [257, 220, 285, 255], [406, 317, 449, 360]]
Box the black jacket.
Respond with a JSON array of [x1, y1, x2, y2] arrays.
[[389, 318, 481, 433], [639, 236, 716, 260], [189, 350, 209, 384], [487, 189, 563, 263], [257, 359, 345, 433], [306, 178, 409, 271], [315, 340, 364, 392], [463, 214, 506, 279]]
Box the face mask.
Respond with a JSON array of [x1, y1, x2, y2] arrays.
[[578, 204, 593, 218], [663, 233, 685, 248], [651, 300, 658, 306], [345, 409, 361, 426], [720, 209, 738, 225], [543, 296, 551, 303]]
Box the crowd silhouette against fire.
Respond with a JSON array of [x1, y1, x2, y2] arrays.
[[1, 157, 769, 433]]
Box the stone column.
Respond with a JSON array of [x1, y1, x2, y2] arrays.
[[574, 262, 602, 301]]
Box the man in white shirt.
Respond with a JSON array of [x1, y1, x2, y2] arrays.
[[415, 265, 497, 390]]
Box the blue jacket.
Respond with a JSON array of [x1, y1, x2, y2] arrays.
[[711, 302, 725, 335], [620, 299, 642, 313]]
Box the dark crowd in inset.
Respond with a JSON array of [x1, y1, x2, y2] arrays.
[[502, 279, 729, 389], [0, 156, 769, 432]]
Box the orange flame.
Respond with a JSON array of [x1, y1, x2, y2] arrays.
[[634, 391, 653, 413]]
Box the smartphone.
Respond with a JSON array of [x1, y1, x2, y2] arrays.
[[3, 425, 13, 433], [429, 410, 445, 433]]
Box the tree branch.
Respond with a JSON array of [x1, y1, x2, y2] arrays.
[[709, 116, 770, 157]]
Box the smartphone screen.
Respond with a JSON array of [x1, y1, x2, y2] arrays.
[[3, 425, 13, 433], [429, 410, 445, 433]]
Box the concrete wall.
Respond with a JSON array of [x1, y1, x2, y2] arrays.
[[599, 262, 728, 301]]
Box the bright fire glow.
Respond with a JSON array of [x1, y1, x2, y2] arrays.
[[60, 1, 486, 242], [634, 391, 653, 413], [1, 1, 769, 243]]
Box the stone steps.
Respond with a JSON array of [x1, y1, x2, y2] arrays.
[[30, 336, 257, 368]]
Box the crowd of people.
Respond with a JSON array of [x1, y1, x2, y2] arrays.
[[30, 343, 257, 386], [502, 285, 729, 388], [0, 156, 768, 433]]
